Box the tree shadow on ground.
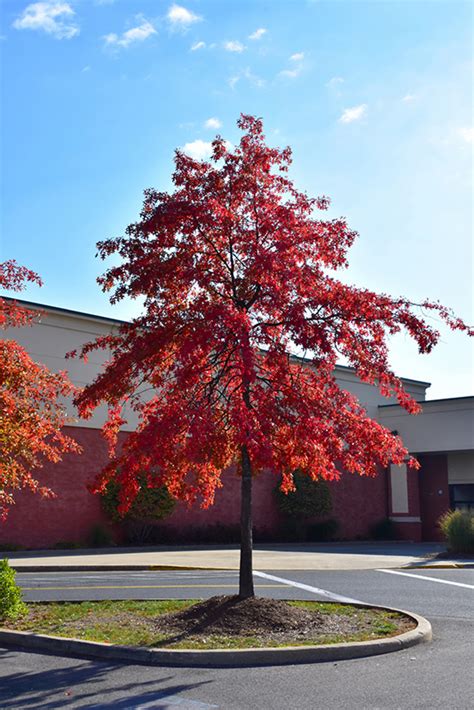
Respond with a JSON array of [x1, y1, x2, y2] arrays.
[[0, 648, 216, 709]]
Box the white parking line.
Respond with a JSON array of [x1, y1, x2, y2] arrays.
[[378, 569, 474, 589], [136, 695, 218, 709], [253, 570, 363, 604]]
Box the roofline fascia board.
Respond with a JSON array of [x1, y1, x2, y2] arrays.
[[379, 396, 474, 408], [0, 296, 127, 327], [289, 354, 430, 388]]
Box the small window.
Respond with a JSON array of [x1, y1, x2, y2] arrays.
[[449, 484, 474, 513]]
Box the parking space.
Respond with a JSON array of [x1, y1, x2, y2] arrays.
[[15, 568, 474, 618], [3, 566, 474, 709]]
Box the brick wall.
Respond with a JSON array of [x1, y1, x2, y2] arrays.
[[0, 427, 113, 549], [0, 425, 390, 548], [328, 468, 388, 539]]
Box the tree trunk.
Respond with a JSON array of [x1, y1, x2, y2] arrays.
[[239, 443, 255, 598]]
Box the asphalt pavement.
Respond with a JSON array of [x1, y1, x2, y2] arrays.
[[15, 567, 474, 614], [2, 566, 473, 708]]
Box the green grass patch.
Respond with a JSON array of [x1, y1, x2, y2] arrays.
[[3, 599, 410, 650]]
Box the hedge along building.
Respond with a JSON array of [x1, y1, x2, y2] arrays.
[[1, 299, 473, 549]]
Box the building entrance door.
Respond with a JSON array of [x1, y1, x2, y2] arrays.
[[418, 454, 450, 541]]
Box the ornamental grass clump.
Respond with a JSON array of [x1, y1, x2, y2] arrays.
[[0, 558, 27, 621], [439, 510, 474, 555]]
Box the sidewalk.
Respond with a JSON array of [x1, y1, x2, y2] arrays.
[[7, 542, 470, 572]]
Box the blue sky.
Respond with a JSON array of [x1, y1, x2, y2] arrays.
[[1, 0, 472, 399]]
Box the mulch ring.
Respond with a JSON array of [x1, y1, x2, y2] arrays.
[[150, 595, 414, 646]]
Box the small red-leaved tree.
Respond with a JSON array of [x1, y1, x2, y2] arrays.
[[0, 261, 81, 520], [73, 116, 471, 597]]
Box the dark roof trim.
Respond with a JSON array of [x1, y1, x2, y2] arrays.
[[290, 353, 431, 388], [1, 296, 127, 326], [4, 297, 432, 389], [379, 396, 474, 408]]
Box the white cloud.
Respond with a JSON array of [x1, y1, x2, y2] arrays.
[[228, 67, 265, 89], [224, 40, 245, 53], [182, 139, 213, 160], [167, 4, 201, 28], [339, 104, 367, 124], [402, 93, 416, 102], [243, 67, 265, 88], [326, 76, 344, 96], [459, 127, 474, 144], [13, 2, 79, 39], [190, 40, 205, 50], [182, 139, 231, 160], [279, 52, 304, 79], [81, 65, 91, 72], [104, 21, 156, 49], [249, 28, 267, 40], [327, 76, 344, 88], [279, 66, 302, 79], [204, 117, 222, 129]]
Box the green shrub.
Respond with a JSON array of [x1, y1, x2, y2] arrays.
[[274, 471, 332, 519], [370, 518, 397, 541], [87, 524, 114, 548], [101, 477, 176, 524], [0, 559, 27, 621], [275, 518, 305, 542], [124, 520, 157, 545], [306, 518, 340, 542], [145, 523, 241, 545], [192, 523, 241, 544], [439, 510, 474, 555]]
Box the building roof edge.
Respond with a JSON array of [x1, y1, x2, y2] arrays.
[[2, 297, 433, 389], [379, 396, 474, 408]]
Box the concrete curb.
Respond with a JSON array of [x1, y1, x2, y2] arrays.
[[12, 562, 473, 573], [11, 565, 232, 573], [403, 564, 474, 570], [0, 604, 431, 667]]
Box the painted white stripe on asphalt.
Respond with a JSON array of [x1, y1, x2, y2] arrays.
[[136, 695, 218, 709], [378, 569, 474, 589], [253, 570, 363, 604]]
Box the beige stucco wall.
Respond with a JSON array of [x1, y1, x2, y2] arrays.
[[389, 463, 409, 514], [333, 367, 427, 419], [1, 307, 140, 430], [2, 302, 430, 432], [379, 398, 474, 454]]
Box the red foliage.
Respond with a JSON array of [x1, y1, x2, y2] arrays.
[[0, 261, 81, 519], [0, 261, 42, 329], [73, 116, 472, 514]]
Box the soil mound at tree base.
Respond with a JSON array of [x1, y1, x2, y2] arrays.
[[152, 595, 415, 646], [154, 595, 325, 637]]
